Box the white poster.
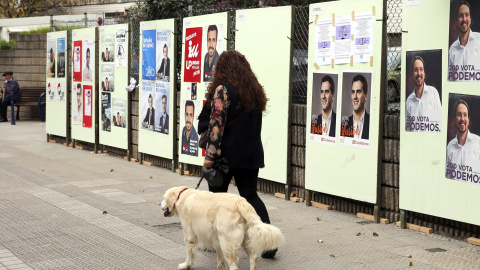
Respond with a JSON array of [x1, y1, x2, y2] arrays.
[[115, 27, 127, 68], [56, 82, 65, 102], [155, 29, 171, 81], [47, 82, 55, 101], [334, 15, 352, 65], [353, 12, 374, 63], [315, 18, 334, 66], [73, 83, 82, 125], [83, 39, 94, 81]]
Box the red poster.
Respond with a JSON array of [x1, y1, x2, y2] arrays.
[[82, 85, 92, 128], [184, 27, 202, 83], [73, 40, 82, 81]]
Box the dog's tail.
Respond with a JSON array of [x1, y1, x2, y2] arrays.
[[237, 200, 284, 253]]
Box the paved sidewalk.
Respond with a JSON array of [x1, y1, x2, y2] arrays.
[[0, 121, 479, 270]]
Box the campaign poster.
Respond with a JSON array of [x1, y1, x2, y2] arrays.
[[405, 50, 442, 133], [83, 39, 94, 82], [46, 39, 55, 78], [56, 82, 65, 102], [101, 64, 115, 92], [334, 15, 352, 65], [73, 40, 82, 82], [112, 98, 127, 128], [73, 83, 82, 125], [82, 85, 92, 128], [156, 29, 171, 82], [101, 34, 115, 62], [448, 0, 480, 81], [191, 83, 197, 100], [57, 38, 65, 78], [101, 92, 111, 132], [154, 81, 170, 134], [115, 27, 127, 68], [353, 12, 374, 63], [47, 82, 55, 101], [142, 30, 156, 80], [315, 18, 334, 66], [184, 27, 202, 83], [445, 93, 480, 185], [339, 71, 372, 148], [141, 80, 155, 130], [181, 100, 200, 156], [309, 72, 339, 146], [203, 24, 223, 82]]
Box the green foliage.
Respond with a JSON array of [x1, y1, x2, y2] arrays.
[[0, 39, 15, 50], [21, 26, 50, 34]]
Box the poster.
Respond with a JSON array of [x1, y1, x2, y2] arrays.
[[309, 72, 339, 145], [203, 24, 223, 82], [57, 38, 65, 78], [353, 12, 373, 63], [101, 34, 115, 62], [112, 98, 127, 128], [154, 81, 170, 134], [101, 64, 115, 92], [141, 80, 155, 130], [83, 39, 94, 82], [101, 92, 111, 132], [405, 50, 442, 133], [184, 27, 202, 83], [445, 93, 480, 184], [448, 0, 480, 81], [56, 82, 65, 102], [115, 27, 127, 67], [314, 18, 334, 66], [82, 85, 92, 128], [73, 83, 82, 125], [142, 30, 156, 80], [339, 71, 372, 148], [181, 100, 200, 156], [334, 15, 352, 65], [47, 82, 55, 101], [155, 29, 171, 81], [73, 40, 82, 81], [47, 39, 55, 78]]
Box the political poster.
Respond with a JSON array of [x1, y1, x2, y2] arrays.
[[309, 72, 339, 146], [142, 30, 156, 80], [141, 80, 155, 130], [314, 18, 334, 66], [154, 81, 170, 134], [101, 64, 115, 92], [405, 50, 442, 133], [115, 27, 127, 67], [112, 98, 127, 128], [47, 82, 55, 101], [73, 40, 82, 81], [82, 85, 92, 128], [83, 39, 94, 82], [57, 38, 65, 78], [339, 71, 372, 148], [203, 24, 223, 82], [181, 100, 200, 156], [334, 15, 352, 65], [448, 0, 480, 81], [101, 34, 115, 62], [101, 92, 111, 132], [56, 82, 65, 102], [184, 27, 202, 83], [155, 29, 171, 82], [47, 39, 55, 78], [73, 83, 82, 125], [445, 93, 480, 185]]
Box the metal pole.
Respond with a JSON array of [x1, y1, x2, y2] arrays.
[[50, 15, 54, 32], [84, 13, 88, 28]]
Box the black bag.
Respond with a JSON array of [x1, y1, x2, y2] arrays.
[[200, 157, 230, 187]]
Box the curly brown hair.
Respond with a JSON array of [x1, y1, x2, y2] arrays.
[[205, 50, 268, 113]]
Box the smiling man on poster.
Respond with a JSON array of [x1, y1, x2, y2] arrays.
[[314, 75, 336, 137], [181, 100, 198, 156], [204, 25, 219, 82], [446, 99, 480, 180], [343, 75, 370, 140], [448, 0, 480, 81]]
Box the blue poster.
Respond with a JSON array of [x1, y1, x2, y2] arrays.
[[142, 30, 156, 80], [57, 37, 66, 78]]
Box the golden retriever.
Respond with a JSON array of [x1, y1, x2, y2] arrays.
[[160, 186, 284, 270]]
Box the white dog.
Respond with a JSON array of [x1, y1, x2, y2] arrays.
[[160, 186, 284, 270]]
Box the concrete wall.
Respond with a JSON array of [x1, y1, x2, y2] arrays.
[[0, 33, 46, 120]]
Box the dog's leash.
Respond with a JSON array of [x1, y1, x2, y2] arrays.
[[195, 175, 204, 190]]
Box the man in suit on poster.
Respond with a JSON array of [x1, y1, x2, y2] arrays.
[[142, 94, 155, 128], [159, 95, 169, 134], [343, 74, 370, 140], [313, 75, 336, 137], [157, 44, 170, 81]]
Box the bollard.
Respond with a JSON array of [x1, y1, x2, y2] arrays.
[[10, 93, 15, 125]]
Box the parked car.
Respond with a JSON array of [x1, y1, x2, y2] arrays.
[[386, 47, 401, 102]]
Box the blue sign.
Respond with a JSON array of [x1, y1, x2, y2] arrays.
[[142, 30, 156, 80]]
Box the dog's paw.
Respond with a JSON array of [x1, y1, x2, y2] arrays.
[[177, 262, 191, 270]]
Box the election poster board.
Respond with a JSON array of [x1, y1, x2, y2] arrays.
[[71, 27, 97, 144], [305, 0, 384, 204], [400, 0, 480, 226], [235, 6, 292, 184], [45, 31, 68, 138], [138, 19, 176, 160], [98, 24, 129, 150], [179, 12, 228, 166]]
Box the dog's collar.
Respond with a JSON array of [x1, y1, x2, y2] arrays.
[[176, 188, 189, 202]]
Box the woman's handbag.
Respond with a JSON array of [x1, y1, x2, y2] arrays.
[[196, 157, 230, 188]]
